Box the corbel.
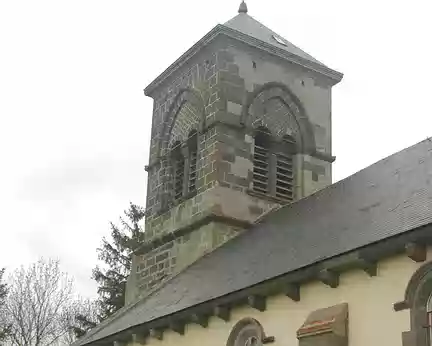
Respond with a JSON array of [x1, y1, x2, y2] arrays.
[[318, 269, 339, 288], [405, 242, 426, 262], [169, 320, 185, 335], [149, 328, 163, 341], [191, 313, 209, 328], [284, 283, 300, 302], [214, 305, 231, 322], [247, 294, 266, 312], [132, 333, 147, 345], [358, 258, 378, 277]]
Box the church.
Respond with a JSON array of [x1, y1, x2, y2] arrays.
[[73, 2, 432, 346]]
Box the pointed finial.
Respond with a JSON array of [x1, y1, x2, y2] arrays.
[[238, 1, 248, 14]]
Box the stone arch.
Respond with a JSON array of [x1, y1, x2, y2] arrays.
[[401, 261, 432, 310], [241, 82, 316, 154], [159, 88, 205, 157], [226, 318, 265, 346], [395, 261, 432, 346]]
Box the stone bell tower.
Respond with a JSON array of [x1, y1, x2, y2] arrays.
[[125, 1, 343, 303]]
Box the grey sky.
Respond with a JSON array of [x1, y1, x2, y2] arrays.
[[0, 0, 431, 298]]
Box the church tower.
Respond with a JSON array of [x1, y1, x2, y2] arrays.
[[126, 2, 343, 303]]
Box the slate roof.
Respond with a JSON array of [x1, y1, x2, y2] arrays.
[[76, 138, 432, 345], [223, 12, 325, 67]]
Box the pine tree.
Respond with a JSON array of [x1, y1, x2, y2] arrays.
[[70, 202, 145, 339], [92, 202, 145, 319], [65, 298, 100, 342]]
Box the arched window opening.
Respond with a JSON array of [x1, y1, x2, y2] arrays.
[[171, 141, 185, 202], [187, 130, 198, 194], [253, 129, 296, 202], [396, 261, 432, 346], [253, 128, 271, 195], [226, 318, 266, 346]]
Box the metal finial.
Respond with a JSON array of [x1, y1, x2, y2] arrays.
[[238, 1, 248, 13]]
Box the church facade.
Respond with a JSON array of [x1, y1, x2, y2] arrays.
[[73, 3, 432, 346]]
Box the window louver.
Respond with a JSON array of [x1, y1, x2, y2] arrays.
[[174, 157, 185, 201], [188, 150, 197, 193], [253, 144, 270, 194], [275, 152, 294, 201]]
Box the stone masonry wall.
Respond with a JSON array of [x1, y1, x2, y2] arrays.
[[130, 221, 242, 298]]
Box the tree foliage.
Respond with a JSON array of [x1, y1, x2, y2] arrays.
[[63, 298, 100, 344], [68, 202, 145, 339], [0, 267, 10, 343], [3, 258, 74, 346], [92, 202, 145, 319]]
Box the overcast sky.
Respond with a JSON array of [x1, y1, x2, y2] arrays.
[[0, 0, 431, 298]]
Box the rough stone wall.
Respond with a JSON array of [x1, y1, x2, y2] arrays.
[[132, 221, 241, 297], [127, 37, 338, 304]]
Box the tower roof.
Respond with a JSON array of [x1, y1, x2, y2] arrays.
[[223, 11, 324, 66], [144, 3, 342, 96]]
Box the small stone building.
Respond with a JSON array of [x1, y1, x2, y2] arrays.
[[73, 3, 432, 346]]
